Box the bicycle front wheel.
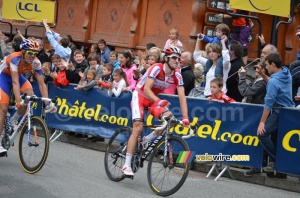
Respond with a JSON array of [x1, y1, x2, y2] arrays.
[[18, 116, 50, 174], [104, 127, 132, 182], [147, 135, 190, 196]]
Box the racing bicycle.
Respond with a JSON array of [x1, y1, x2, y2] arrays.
[[1, 94, 57, 174], [104, 115, 196, 196]]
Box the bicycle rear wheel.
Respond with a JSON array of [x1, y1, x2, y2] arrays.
[[18, 116, 49, 174], [147, 135, 190, 196], [104, 127, 132, 182]]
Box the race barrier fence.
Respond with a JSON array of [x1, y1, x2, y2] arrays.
[[31, 83, 300, 176]]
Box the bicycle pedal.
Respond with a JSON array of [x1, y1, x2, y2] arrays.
[[124, 174, 134, 179]]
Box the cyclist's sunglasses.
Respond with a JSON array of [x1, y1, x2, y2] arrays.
[[25, 50, 38, 56], [168, 56, 181, 61]]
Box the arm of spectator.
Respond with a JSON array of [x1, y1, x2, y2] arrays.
[[16, 29, 25, 40], [126, 65, 137, 91], [99, 81, 110, 89], [95, 66, 103, 80], [84, 80, 97, 90], [256, 34, 267, 49], [221, 36, 230, 70], [193, 36, 208, 66], [42, 19, 51, 33]]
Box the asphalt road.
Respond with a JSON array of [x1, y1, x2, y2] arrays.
[[0, 140, 299, 198]]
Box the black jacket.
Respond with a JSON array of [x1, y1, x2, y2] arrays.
[[238, 73, 266, 104], [226, 58, 245, 102], [177, 65, 195, 96]]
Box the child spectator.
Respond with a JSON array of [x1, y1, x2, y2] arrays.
[[41, 62, 54, 84], [208, 78, 235, 103], [51, 54, 60, 72], [215, 9, 253, 64], [98, 63, 113, 89], [53, 57, 70, 87], [108, 69, 128, 97], [74, 50, 88, 73], [199, 23, 230, 78], [164, 28, 183, 50], [75, 68, 97, 90], [110, 51, 120, 70]]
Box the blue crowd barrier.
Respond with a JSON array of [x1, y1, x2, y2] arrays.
[[34, 83, 299, 175]]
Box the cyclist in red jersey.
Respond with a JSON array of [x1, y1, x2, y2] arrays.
[[0, 39, 53, 154], [122, 46, 190, 176]]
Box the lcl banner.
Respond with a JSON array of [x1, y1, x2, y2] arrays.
[[2, 0, 55, 23]]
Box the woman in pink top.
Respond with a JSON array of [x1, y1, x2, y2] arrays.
[[119, 50, 137, 91]]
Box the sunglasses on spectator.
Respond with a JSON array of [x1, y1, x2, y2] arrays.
[[25, 50, 38, 56], [168, 56, 181, 61]]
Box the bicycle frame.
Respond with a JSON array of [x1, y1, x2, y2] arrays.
[[5, 101, 33, 149]]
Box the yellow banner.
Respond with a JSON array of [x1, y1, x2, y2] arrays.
[[2, 0, 56, 23], [229, 0, 291, 18]]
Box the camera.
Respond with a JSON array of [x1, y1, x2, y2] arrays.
[[297, 34, 300, 39], [253, 66, 259, 70], [198, 34, 203, 39]]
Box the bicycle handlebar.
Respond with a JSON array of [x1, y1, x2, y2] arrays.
[[157, 116, 198, 139], [20, 94, 58, 113]]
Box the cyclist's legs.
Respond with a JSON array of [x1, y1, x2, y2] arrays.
[[11, 76, 33, 120], [126, 121, 143, 155], [0, 73, 11, 136]]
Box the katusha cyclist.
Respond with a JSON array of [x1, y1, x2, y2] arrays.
[[0, 39, 55, 154], [122, 46, 190, 176]]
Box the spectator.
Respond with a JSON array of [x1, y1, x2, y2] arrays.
[[193, 37, 230, 98], [0, 31, 14, 57], [110, 51, 120, 70], [11, 34, 23, 52], [119, 50, 137, 91], [42, 19, 72, 62], [78, 53, 103, 88], [53, 57, 70, 87], [216, 9, 253, 64], [108, 69, 128, 97], [41, 62, 54, 84], [133, 52, 160, 82], [295, 25, 300, 60], [226, 40, 245, 102], [164, 28, 183, 50], [98, 39, 111, 64], [66, 34, 78, 63], [90, 43, 100, 56], [208, 78, 235, 103], [137, 43, 156, 67], [257, 53, 294, 178], [75, 68, 97, 90], [178, 51, 195, 96], [199, 24, 230, 78], [98, 63, 113, 89], [35, 38, 52, 64], [289, 60, 300, 106], [238, 61, 269, 104], [73, 50, 88, 73], [50, 54, 60, 73]]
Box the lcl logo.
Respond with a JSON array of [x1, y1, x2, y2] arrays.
[[16, 1, 41, 20]]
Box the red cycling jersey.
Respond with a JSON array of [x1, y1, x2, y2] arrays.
[[132, 63, 184, 121], [135, 63, 183, 97]]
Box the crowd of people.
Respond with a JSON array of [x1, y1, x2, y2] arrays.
[[0, 16, 300, 178]]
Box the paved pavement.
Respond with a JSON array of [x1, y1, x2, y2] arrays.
[[53, 131, 300, 193], [1, 134, 300, 198]]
